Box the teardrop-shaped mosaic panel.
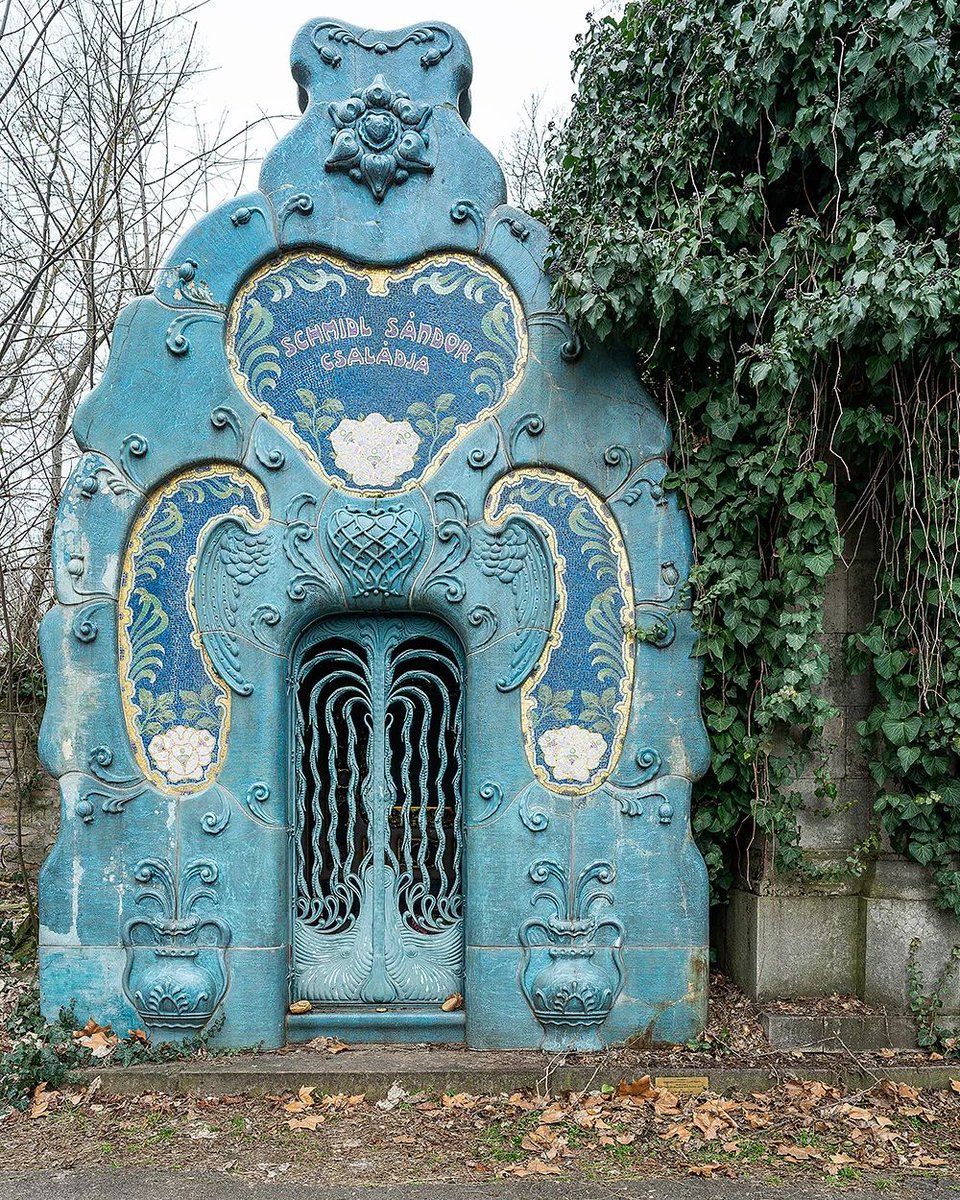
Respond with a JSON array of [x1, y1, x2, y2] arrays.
[[484, 469, 635, 795], [117, 466, 268, 794], [227, 251, 527, 494]]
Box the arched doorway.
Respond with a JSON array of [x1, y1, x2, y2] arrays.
[[290, 615, 465, 1007]]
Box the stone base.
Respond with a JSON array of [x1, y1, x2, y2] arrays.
[[725, 856, 960, 1034], [761, 1011, 918, 1051], [79, 1047, 960, 1099], [862, 856, 960, 1017], [723, 887, 862, 1000]]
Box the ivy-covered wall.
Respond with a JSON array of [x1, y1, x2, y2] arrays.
[[547, 0, 960, 928]]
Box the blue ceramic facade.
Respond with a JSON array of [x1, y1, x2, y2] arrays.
[[38, 19, 710, 1050]]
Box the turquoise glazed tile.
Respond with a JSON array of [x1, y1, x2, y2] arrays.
[[155, 192, 280, 311], [211, 948, 288, 1050], [39, 18, 710, 1051], [40, 947, 137, 1031], [464, 946, 542, 1049], [604, 946, 709, 1045]]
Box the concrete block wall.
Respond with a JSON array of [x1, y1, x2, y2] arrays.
[[723, 510, 960, 1031]]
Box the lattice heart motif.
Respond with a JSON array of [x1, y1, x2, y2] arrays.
[[325, 503, 425, 598]]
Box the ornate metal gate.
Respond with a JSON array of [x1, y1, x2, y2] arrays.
[[292, 616, 464, 1004]]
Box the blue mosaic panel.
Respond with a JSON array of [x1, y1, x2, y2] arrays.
[[117, 467, 268, 793], [484, 470, 635, 794], [227, 251, 526, 493]]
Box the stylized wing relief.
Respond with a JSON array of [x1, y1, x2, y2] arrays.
[[193, 516, 273, 696], [477, 516, 557, 692]]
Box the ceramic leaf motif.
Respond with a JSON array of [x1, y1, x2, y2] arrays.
[[228, 250, 526, 495]]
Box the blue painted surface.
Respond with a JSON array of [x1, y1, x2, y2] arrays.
[[38, 17, 710, 1051]]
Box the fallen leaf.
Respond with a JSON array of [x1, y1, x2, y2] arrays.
[[539, 1105, 567, 1125], [617, 1075, 658, 1100], [376, 1082, 409, 1111], [693, 1109, 724, 1141], [29, 1083, 51, 1119], [73, 1019, 119, 1059], [504, 1160, 561, 1177], [776, 1143, 821, 1162], [654, 1090, 680, 1116], [283, 1085, 317, 1114], [288, 1113, 325, 1130], [289, 1000, 311, 1015], [441, 992, 463, 1012]]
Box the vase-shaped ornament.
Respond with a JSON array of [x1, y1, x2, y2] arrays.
[[122, 859, 231, 1039], [519, 860, 624, 1052]]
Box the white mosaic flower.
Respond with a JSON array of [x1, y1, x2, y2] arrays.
[[538, 724, 608, 784], [148, 724, 216, 784], [329, 412, 420, 487]]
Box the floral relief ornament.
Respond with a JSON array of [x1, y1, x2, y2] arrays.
[[330, 412, 420, 487], [538, 725, 608, 785], [324, 74, 433, 201], [148, 725, 216, 784]]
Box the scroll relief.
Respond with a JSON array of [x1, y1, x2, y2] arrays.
[[481, 469, 635, 795], [227, 250, 526, 495]]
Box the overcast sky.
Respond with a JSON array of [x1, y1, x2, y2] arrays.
[[188, 1, 595, 180]]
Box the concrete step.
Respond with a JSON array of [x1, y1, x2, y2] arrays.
[[83, 1046, 960, 1098]]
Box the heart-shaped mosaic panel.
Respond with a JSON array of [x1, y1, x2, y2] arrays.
[[228, 251, 527, 494]]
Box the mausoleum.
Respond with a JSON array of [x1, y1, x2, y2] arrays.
[[38, 18, 709, 1050]]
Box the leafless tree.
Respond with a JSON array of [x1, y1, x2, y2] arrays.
[[499, 92, 562, 219], [0, 0, 251, 923]]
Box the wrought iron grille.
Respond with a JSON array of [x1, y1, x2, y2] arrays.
[[292, 615, 464, 1004]]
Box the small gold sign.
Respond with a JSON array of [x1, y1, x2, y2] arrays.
[[655, 1075, 709, 1094]]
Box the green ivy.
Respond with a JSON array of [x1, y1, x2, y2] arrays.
[[547, 0, 960, 906], [0, 992, 88, 1109]]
